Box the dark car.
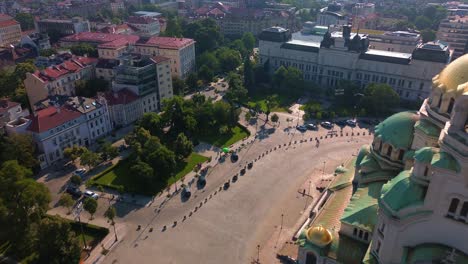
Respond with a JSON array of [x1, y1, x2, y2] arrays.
[[231, 152, 239, 162], [306, 123, 318, 130], [335, 120, 347, 127], [296, 125, 307, 132], [182, 186, 191, 198], [223, 181, 230, 190], [197, 175, 206, 187], [232, 174, 238, 182], [66, 186, 82, 198], [247, 162, 253, 169], [240, 168, 246, 175], [359, 119, 372, 125], [320, 121, 333, 129]]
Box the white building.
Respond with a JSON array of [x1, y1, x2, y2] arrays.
[[258, 26, 451, 101], [103, 88, 141, 127], [296, 54, 468, 264], [368, 31, 421, 53], [0, 99, 28, 132], [6, 96, 112, 169], [126, 16, 160, 37], [317, 4, 347, 27]]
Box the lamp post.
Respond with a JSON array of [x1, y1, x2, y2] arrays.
[[257, 245, 260, 263], [322, 161, 326, 181], [281, 214, 284, 230]]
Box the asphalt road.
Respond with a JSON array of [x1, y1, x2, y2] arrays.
[[102, 123, 371, 264]]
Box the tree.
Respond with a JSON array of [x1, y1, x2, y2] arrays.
[[198, 65, 214, 83], [39, 48, 57, 57], [100, 142, 119, 161], [225, 72, 248, 103], [0, 134, 38, 169], [63, 145, 87, 165], [271, 113, 279, 124], [243, 57, 255, 91], [172, 76, 187, 95], [361, 83, 400, 116], [173, 133, 193, 160], [415, 16, 432, 30], [163, 17, 183, 37], [197, 52, 219, 71], [58, 193, 75, 214], [242, 32, 255, 52], [75, 78, 109, 97], [421, 29, 436, 42], [13, 62, 36, 82], [130, 161, 154, 188], [70, 44, 98, 57], [147, 145, 176, 178], [183, 19, 223, 53], [229, 39, 247, 58], [216, 48, 242, 72], [83, 198, 98, 219], [70, 175, 82, 185], [186, 72, 199, 91], [37, 216, 81, 264], [15, 13, 35, 30], [80, 149, 102, 169], [137, 112, 164, 137], [104, 206, 118, 241], [245, 111, 252, 122]]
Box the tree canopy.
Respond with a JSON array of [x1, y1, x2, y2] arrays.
[[361, 83, 400, 116]]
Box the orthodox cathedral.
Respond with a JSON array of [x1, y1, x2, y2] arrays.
[[297, 54, 468, 264]]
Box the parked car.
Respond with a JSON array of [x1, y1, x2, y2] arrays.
[[296, 125, 307, 132], [306, 123, 318, 130], [182, 186, 191, 198], [359, 119, 372, 125], [240, 168, 246, 175], [231, 152, 239, 162], [223, 181, 230, 189], [73, 168, 86, 177], [247, 162, 253, 169], [335, 120, 347, 127], [232, 174, 238, 182], [320, 121, 333, 129], [84, 190, 99, 199], [346, 119, 357, 127], [66, 186, 82, 198]]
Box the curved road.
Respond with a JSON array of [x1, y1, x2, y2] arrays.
[[103, 125, 372, 264]]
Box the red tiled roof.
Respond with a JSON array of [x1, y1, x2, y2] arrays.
[[0, 19, 19, 28], [127, 16, 158, 24], [103, 89, 138, 106], [33, 56, 97, 82], [150, 55, 170, 64], [141, 36, 195, 49], [27, 106, 81, 133], [0, 14, 14, 21]]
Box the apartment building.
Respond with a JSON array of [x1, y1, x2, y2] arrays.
[[103, 88, 141, 127], [36, 17, 90, 36], [24, 56, 97, 108], [126, 16, 160, 36], [0, 13, 21, 46], [437, 15, 468, 60]]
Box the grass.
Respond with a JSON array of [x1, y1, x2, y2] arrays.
[[197, 125, 250, 148], [92, 153, 209, 195], [246, 92, 296, 113]]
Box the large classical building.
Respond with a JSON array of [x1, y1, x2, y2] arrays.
[[60, 32, 196, 78], [437, 15, 468, 60], [0, 14, 21, 47], [296, 54, 468, 264], [259, 26, 451, 101]]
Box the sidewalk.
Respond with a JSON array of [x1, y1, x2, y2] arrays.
[[84, 223, 127, 264]]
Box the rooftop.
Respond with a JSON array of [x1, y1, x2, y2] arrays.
[[0, 99, 19, 114], [374, 111, 419, 149], [33, 56, 97, 82], [103, 89, 139, 106], [27, 106, 81, 133]]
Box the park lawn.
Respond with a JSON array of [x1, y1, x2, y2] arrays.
[[93, 153, 209, 195], [197, 125, 250, 148], [246, 92, 296, 113]]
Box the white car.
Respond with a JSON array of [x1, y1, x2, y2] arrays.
[[73, 168, 87, 177], [346, 119, 357, 127], [84, 190, 99, 199]]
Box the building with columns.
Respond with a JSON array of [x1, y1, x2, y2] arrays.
[[296, 54, 468, 264], [259, 26, 451, 101]]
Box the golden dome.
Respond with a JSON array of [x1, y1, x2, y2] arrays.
[[432, 54, 468, 94], [306, 225, 333, 247]]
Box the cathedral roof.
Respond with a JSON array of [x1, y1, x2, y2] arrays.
[[379, 170, 426, 214], [432, 53, 468, 96], [414, 147, 461, 172], [414, 119, 441, 138], [405, 243, 468, 263], [374, 111, 419, 149]]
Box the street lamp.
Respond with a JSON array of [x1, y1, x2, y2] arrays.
[[257, 245, 260, 263], [281, 214, 284, 230]]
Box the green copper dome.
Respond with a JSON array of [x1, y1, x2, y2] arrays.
[[414, 147, 461, 172], [374, 111, 419, 149], [380, 170, 426, 213]]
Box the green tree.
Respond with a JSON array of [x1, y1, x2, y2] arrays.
[[13, 62, 36, 82], [183, 18, 223, 53], [100, 142, 119, 161], [37, 216, 81, 264], [173, 133, 193, 160], [186, 72, 199, 91], [58, 193, 75, 214], [80, 149, 102, 169], [63, 145, 87, 165], [216, 48, 242, 72], [172, 76, 187, 95], [163, 17, 183, 37], [415, 16, 432, 30], [229, 39, 247, 58], [130, 161, 154, 188], [225, 72, 248, 103], [243, 57, 255, 91], [241, 32, 255, 52], [197, 52, 219, 71], [104, 206, 118, 241], [75, 78, 110, 97], [70, 44, 98, 57], [0, 134, 38, 169], [39, 48, 57, 57], [70, 175, 82, 185], [137, 112, 164, 137], [361, 83, 400, 116], [421, 29, 436, 42], [147, 145, 176, 178], [198, 65, 214, 83], [83, 197, 98, 219], [15, 13, 35, 30], [271, 113, 279, 123]]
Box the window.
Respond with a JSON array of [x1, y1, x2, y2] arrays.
[[448, 198, 460, 216], [353, 228, 357, 236], [378, 140, 383, 151], [386, 145, 393, 157], [398, 149, 404, 161], [459, 202, 468, 219], [437, 93, 443, 108], [359, 230, 363, 239], [376, 241, 381, 254], [447, 98, 455, 114], [364, 232, 369, 241]]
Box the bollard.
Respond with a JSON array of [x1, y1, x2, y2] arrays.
[[352, 132, 354, 136], [310, 138, 313, 141], [357, 132, 360, 136], [346, 133, 348, 136], [320, 136, 323, 139], [363, 132, 366, 136]]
